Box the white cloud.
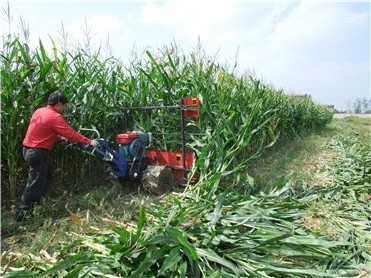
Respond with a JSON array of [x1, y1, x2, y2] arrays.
[[266, 2, 367, 55], [66, 15, 129, 47], [221, 4, 368, 76], [138, 0, 239, 39], [69, 15, 126, 36]]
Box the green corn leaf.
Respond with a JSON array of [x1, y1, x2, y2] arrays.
[[158, 246, 182, 275], [128, 247, 166, 278], [209, 191, 228, 231], [178, 261, 187, 278], [165, 207, 179, 227], [145, 235, 178, 246], [113, 227, 131, 244], [196, 247, 240, 277], [166, 227, 198, 260], [38, 39, 49, 62], [40, 252, 91, 277], [64, 265, 85, 278], [136, 205, 146, 236]]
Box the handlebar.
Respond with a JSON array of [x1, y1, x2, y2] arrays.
[[79, 127, 101, 140]]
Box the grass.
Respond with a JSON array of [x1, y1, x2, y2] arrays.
[[1, 184, 159, 254], [249, 125, 339, 193]]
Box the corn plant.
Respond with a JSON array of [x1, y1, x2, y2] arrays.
[[1, 38, 59, 199]]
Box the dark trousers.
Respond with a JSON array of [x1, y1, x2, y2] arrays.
[[20, 147, 53, 209]]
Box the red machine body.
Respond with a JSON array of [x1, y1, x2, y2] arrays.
[[146, 150, 195, 180], [116, 133, 140, 145]]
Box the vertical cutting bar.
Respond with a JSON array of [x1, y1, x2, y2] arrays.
[[180, 98, 186, 173]]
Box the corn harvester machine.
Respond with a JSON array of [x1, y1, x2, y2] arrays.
[[79, 97, 201, 195]]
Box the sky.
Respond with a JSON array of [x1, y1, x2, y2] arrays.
[[1, 0, 370, 111]]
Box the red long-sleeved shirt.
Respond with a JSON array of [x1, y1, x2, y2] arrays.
[[23, 105, 91, 150]]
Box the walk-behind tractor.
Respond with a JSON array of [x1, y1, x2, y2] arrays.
[[78, 97, 201, 195]]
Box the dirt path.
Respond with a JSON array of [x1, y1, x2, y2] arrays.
[[250, 123, 341, 191]]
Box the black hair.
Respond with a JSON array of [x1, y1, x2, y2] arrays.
[[48, 90, 68, 106]]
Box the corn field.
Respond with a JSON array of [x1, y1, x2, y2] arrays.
[[7, 30, 371, 277], [1, 37, 332, 200]]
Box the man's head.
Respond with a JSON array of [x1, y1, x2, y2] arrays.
[[48, 90, 68, 113]]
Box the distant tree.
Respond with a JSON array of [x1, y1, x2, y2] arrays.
[[362, 97, 371, 113], [352, 97, 371, 113], [353, 97, 362, 113]]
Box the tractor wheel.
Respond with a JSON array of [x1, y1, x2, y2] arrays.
[[142, 166, 173, 195]]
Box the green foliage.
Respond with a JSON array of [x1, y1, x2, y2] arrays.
[[1, 36, 333, 199], [2, 121, 369, 277]]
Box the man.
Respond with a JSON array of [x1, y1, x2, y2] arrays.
[[16, 90, 99, 221]]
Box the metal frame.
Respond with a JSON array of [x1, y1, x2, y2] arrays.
[[123, 98, 200, 171]]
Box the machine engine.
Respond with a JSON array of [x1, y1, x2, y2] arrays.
[[82, 131, 151, 182]]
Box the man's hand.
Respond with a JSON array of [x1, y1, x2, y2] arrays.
[[90, 139, 99, 148], [59, 136, 68, 142]]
